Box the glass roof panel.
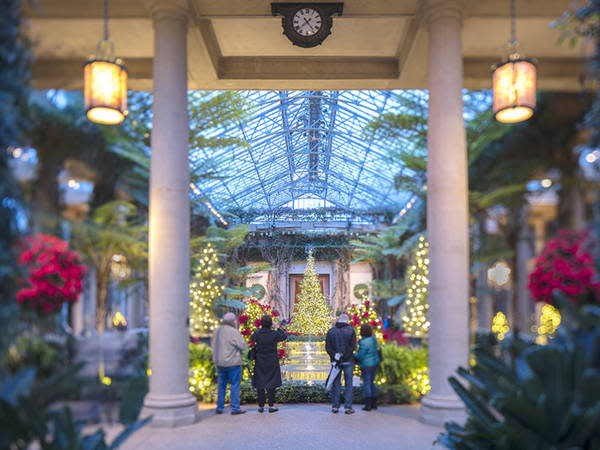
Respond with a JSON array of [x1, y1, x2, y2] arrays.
[[191, 90, 417, 222]]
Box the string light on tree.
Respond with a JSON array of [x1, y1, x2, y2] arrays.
[[402, 236, 430, 337], [534, 303, 561, 345], [189, 243, 223, 337], [288, 249, 332, 335], [492, 311, 510, 341]]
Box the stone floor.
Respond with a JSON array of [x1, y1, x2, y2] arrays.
[[112, 403, 443, 450]]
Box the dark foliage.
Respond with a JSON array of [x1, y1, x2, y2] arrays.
[[0, 0, 31, 303], [438, 293, 600, 449], [0, 366, 149, 449]]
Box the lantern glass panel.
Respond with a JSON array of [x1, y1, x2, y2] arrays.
[[84, 60, 127, 125], [492, 59, 536, 123]]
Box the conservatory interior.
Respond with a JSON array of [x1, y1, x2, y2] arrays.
[[4, 0, 599, 447]]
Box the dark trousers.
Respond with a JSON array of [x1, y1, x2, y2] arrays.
[[257, 388, 276, 407], [332, 363, 354, 410], [361, 366, 377, 398]]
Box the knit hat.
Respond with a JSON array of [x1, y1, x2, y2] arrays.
[[338, 313, 349, 324]]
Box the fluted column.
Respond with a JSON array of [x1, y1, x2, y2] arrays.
[[141, 0, 198, 427], [420, 0, 469, 426]]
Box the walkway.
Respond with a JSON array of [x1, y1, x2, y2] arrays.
[[118, 404, 443, 450]]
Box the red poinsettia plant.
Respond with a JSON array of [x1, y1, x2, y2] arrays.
[[16, 233, 86, 314], [383, 328, 409, 346], [239, 298, 286, 359], [529, 229, 600, 307]]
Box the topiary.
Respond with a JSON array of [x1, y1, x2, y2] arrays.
[[438, 292, 600, 449]]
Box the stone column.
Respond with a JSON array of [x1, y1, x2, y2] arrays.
[[420, 0, 469, 426], [141, 0, 198, 427]]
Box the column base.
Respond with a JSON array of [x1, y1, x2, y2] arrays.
[[141, 393, 199, 427], [420, 393, 467, 426]]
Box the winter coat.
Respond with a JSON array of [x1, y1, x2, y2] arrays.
[[250, 327, 287, 389], [325, 322, 356, 364], [211, 323, 247, 367], [355, 336, 380, 368]]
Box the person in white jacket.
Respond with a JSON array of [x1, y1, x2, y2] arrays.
[[211, 312, 248, 415]]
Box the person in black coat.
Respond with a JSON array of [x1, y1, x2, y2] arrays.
[[325, 313, 357, 414], [250, 314, 287, 413]]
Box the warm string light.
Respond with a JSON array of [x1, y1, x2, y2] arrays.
[[288, 250, 332, 335], [492, 311, 510, 340], [393, 196, 417, 223], [189, 365, 212, 396], [402, 236, 430, 337], [112, 311, 127, 329], [534, 303, 561, 345], [407, 367, 430, 397], [190, 182, 228, 225], [189, 243, 222, 336]]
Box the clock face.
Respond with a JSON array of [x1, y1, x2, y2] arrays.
[[292, 8, 322, 37]]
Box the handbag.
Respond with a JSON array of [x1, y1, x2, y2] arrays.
[[247, 346, 256, 361]]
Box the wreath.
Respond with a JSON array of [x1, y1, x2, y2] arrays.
[[353, 283, 369, 300]]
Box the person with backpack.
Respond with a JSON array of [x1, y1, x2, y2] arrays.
[[354, 323, 380, 411], [325, 313, 356, 414]]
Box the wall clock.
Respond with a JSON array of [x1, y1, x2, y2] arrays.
[[271, 3, 343, 48]]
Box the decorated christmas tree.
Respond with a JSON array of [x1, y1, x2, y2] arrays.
[[288, 250, 332, 335], [402, 236, 430, 337], [189, 243, 223, 336]]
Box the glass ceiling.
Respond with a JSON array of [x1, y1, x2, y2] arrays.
[[192, 90, 419, 223]]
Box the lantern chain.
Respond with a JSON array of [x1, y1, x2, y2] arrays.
[[103, 0, 109, 41], [510, 0, 516, 48]]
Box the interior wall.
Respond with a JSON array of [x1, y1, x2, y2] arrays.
[[349, 261, 373, 305]]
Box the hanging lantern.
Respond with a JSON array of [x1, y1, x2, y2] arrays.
[[492, 0, 536, 124], [492, 57, 536, 123], [83, 0, 127, 125]]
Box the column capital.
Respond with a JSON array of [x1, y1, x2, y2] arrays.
[[422, 0, 467, 24], [145, 0, 191, 24]]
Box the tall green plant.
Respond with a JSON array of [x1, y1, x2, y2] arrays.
[[70, 201, 147, 332], [193, 224, 272, 309]]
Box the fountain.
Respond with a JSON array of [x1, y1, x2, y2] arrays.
[[281, 340, 330, 382]]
